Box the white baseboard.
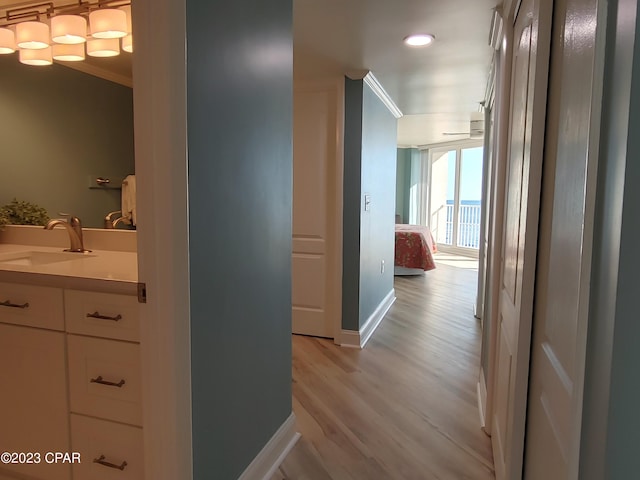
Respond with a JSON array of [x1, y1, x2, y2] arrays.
[[237, 412, 300, 480], [339, 329, 362, 348], [360, 289, 396, 347], [340, 289, 396, 349]]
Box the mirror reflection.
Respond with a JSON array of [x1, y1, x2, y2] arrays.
[[0, 55, 134, 228]]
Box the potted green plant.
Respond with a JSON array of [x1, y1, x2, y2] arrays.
[[0, 199, 50, 229]]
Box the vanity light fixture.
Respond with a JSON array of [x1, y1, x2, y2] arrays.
[[86, 37, 119, 57], [121, 33, 132, 52], [0, 27, 15, 54], [16, 21, 49, 49], [51, 15, 87, 44], [19, 46, 52, 66], [119, 5, 132, 52], [89, 8, 127, 39], [403, 33, 435, 47], [0, 1, 132, 67], [53, 43, 85, 61]]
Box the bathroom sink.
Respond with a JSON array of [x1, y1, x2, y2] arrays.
[[0, 251, 96, 267]]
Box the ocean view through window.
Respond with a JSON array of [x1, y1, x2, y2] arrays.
[[430, 144, 483, 251]]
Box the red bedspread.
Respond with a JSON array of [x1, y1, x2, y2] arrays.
[[394, 224, 437, 271]]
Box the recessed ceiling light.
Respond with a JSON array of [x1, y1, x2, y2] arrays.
[[404, 34, 435, 47]]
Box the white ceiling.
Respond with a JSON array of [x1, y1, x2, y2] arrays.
[[294, 0, 498, 146], [1, 0, 498, 145]]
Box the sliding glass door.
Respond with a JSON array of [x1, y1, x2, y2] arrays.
[[428, 143, 484, 255]]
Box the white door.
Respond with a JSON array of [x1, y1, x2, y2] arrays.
[[292, 82, 343, 338], [491, 0, 552, 478], [523, 0, 601, 477]]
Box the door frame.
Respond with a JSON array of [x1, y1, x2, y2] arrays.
[[481, 4, 515, 439], [425, 140, 484, 258], [134, 0, 193, 479]]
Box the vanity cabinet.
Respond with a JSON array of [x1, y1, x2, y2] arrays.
[[0, 283, 142, 480], [64, 290, 144, 480], [0, 323, 71, 480]]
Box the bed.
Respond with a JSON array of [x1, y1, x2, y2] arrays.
[[394, 224, 437, 275]]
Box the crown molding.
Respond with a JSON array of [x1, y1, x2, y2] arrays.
[[60, 61, 133, 88], [363, 72, 403, 119]]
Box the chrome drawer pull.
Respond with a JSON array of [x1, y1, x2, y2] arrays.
[[86, 311, 122, 321], [93, 455, 128, 471], [90, 375, 126, 388], [0, 300, 29, 309]]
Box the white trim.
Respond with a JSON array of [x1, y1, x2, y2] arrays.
[[363, 72, 403, 119], [567, 1, 606, 477], [360, 289, 396, 347], [489, 8, 504, 50], [134, 0, 193, 479], [238, 413, 300, 480], [340, 289, 396, 348], [61, 62, 133, 88], [478, 367, 488, 430], [339, 330, 362, 348], [333, 78, 346, 343]]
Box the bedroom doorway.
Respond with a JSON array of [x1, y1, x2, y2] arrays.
[[427, 142, 484, 257]]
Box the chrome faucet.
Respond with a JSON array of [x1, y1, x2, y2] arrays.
[[44, 215, 90, 253]]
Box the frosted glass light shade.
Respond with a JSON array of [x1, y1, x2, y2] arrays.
[[19, 46, 52, 66], [51, 15, 87, 44], [119, 5, 132, 33], [122, 34, 132, 53], [53, 43, 85, 61], [90, 9, 127, 39], [87, 37, 120, 57], [0, 28, 16, 54], [16, 21, 50, 49]]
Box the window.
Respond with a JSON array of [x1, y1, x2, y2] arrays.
[[428, 143, 484, 252]]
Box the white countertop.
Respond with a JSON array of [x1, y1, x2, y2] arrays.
[[0, 244, 138, 295]]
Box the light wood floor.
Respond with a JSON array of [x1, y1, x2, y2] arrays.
[[272, 262, 494, 480]]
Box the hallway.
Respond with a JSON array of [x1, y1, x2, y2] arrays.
[[274, 262, 494, 479]]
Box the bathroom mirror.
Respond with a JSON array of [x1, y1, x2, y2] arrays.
[[0, 55, 135, 228]]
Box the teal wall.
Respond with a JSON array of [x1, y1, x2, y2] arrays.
[[580, 0, 640, 477], [0, 56, 134, 228], [186, 0, 293, 478], [395, 147, 419, 224], [342, 78, 397, 331], [342, 79, 363, 331]]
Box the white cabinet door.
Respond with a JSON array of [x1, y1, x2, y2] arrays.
[[0, 324, 70, 480]]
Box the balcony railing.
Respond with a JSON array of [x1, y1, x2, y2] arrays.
[[431, 203, 482, 249]]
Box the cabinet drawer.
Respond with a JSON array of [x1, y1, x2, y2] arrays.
[[67, 335, 142, 426], [65, 290, 139, 342], [0, 282, 63, 331], [70, 414, 144, 480]]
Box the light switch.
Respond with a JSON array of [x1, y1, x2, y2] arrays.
[[364, 194, 371, 211]]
